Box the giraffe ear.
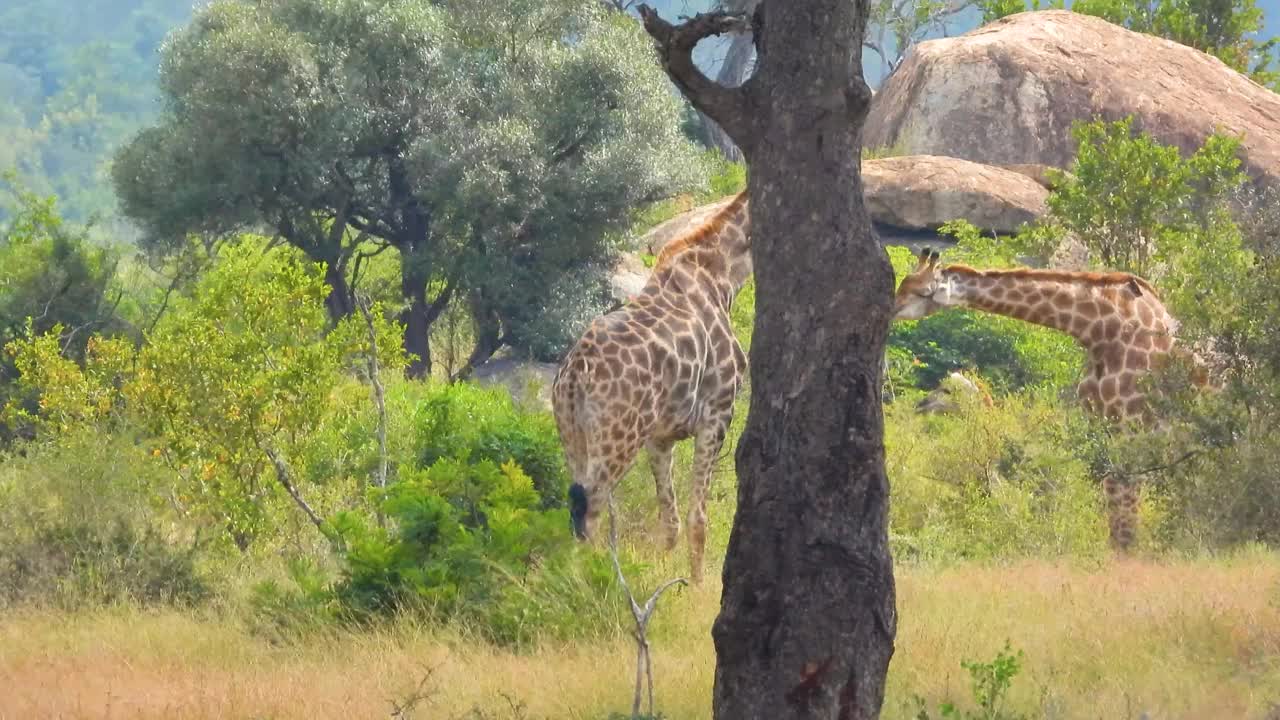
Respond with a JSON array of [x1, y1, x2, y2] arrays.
[[1126, 277, 1143, 297]]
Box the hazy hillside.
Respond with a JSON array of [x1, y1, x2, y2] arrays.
[[0, 0, 196, 222]]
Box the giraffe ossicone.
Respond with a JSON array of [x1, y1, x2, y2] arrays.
[[893, 246, 1198, 550], [552, 192, 751, 585]]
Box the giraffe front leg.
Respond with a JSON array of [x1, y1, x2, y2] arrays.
[[687, 422, 728, 586], [1104, 473, 1139, 552], [647, 439, 680, 552]]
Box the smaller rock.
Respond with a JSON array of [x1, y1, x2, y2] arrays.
[[915, 371, 994, 415], [996, 163, 1074, 190], [610, 252, 650, 304], [863, 155, 1049, 234], [470, 357, 559, 412]]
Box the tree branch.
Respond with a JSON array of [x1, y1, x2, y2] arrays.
[[636, 5, 756, 147], [355, 295, 390, 499], [606, 494, 687, 718], [264, 446, 325, 531]]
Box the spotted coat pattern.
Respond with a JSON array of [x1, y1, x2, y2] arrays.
[[893, 249, 1187, 550], [552, 192, 751, 584]]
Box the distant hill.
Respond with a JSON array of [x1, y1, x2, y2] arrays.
[[0, 0, 196, 223]]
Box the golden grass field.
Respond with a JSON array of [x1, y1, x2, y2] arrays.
[[3, 553, 1280, 720]]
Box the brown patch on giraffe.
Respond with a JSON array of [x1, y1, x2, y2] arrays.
[[1125, 348, 1150, 371], [1125, 397, 1146, 416], [1077, 300, 1100, 319], [1118, 371, 1137, 396], [1137, 302, 1154, 326], [1100, 375, 1118, 398], [1102, 316, 1121, 340]]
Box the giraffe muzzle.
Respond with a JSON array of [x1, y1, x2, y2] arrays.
[[568, 482, 589, 540]]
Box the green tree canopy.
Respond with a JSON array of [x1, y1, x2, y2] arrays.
[[0, 185, 121, 441], [113, 0, 705, 377]]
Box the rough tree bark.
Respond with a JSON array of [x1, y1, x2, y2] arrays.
[[638, 3, 898, 719]]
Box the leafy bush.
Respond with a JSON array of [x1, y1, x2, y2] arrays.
[[413, 381, 568, 509], [886, 391, 1109, 561], [255, 456, 629, 647], [913, 642, 1028, 720], [0, 186, 122, 441], [0, 429, 210, 608]]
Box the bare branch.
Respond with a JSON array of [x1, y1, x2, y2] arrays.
[[636, 4, 756, 147], [356, 294, 390, 528], [264, 446, 325, 531], [605, 494, 688, 717]]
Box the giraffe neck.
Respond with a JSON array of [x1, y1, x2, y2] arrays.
[[942, 267, 1152, 346], [653, 191, 752, 296]]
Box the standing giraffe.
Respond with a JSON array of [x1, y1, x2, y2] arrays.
[[892, 248, 1190, 550], [552, 191, 751, 584]]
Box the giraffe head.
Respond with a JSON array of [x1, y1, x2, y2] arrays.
[[568, 482, 589, 540], [893, 247, 957, 321]]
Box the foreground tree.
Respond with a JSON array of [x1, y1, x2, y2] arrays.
[[114, 0, 702, 377], [638, 2, 897, 718]]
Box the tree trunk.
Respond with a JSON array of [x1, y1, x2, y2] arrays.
[[400, 243, 433, 379], [639, 3, 897, 718], [322, 259, 354, 324]]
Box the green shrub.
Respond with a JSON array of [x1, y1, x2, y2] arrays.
[[255, 455, 631, 647], [413, 381, 568, 509], [913, 642, 1028, 720], [886, 391, 1109, 562], [889, 312, 1082, 394], [0, 429, 210, 608], [0, 521, 209, 609]]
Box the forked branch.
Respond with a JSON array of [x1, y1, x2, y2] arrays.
[[606, 495, 688, 717], [635, 4, 756, 147]]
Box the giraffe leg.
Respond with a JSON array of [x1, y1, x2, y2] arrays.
[[686, 421, 729, 586], [647, 439, 680, 552], [1104, 473, 1139, 552]]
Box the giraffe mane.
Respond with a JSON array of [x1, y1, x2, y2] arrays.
[[943, 264, 1162, 299], [652, 191, 749, 270]]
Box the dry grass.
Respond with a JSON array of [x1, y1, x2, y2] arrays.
[[3, 553, 1280, 720]]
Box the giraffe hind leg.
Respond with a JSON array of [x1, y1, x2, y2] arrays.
[[647, 439, 680, 552], [686, 421, 729, 586]]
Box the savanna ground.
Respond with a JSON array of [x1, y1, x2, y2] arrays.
[[4, 552, 1280, 719]]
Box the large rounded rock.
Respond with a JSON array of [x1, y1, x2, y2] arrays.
[[866, 10, 1280, 185], [863, 155, 1048, 234]]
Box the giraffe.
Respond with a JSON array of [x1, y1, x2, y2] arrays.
[[551, 191, 751, 584], [892, 247, 1191, 551]]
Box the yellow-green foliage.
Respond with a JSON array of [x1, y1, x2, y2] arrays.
[[886, 391, 1110, 562]]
